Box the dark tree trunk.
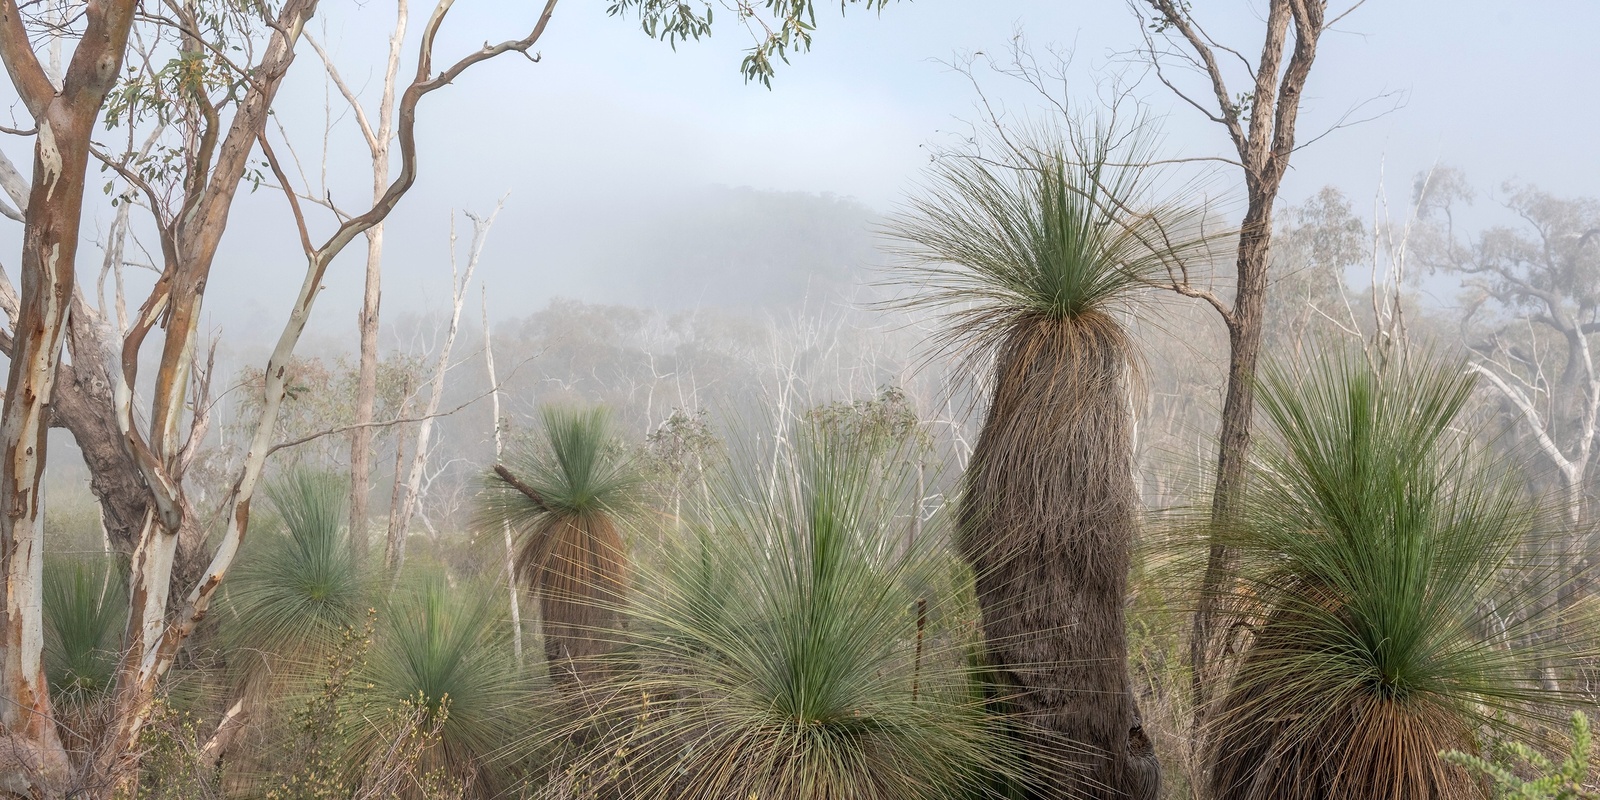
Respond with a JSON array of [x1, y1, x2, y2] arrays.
[[962, 314, 1156, 799], [1188, 199, 1274, 721], [53, 302, 207, 616]]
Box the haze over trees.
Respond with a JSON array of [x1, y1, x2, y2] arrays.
[[0, 1, 1593, 798]]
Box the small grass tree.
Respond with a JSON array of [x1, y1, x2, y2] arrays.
[[1206, 352, 1585, 800], [551, 420, 1027, 800]]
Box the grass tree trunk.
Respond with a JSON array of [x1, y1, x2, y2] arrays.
[[888, 122, 1217, 798], [962, 314, 1155, 800], [486, 406, 647, 688]]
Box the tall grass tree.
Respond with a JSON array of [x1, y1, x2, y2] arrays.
[[887, 122, 1218, 799], [481, 405, 649, 684], [1205, 352, 1584, 800]]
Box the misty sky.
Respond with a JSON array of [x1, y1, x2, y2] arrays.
[[4, 0, 1596, 353]]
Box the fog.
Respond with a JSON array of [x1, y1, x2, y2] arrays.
[[4, 2, 1600, 793], [6, 0, 1590, 528], [3, 0, 1587, 343]]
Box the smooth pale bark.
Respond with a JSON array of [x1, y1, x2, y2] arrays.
[[483, 288, 525, 664], [385, 202, 502, 574], [94, 6, 323, 787], [91, 2, 560, 788], [320, 0, 409, 565]]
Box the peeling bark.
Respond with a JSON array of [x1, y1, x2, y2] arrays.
[[0, 0, 140, 785]]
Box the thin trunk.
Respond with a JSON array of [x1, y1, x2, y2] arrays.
[[483, 288, 524, 664], [348, 230, 383, 564], [347, 0, 408, 565], [89, 1, 556, 785], [1189, 200, 1273, 722], [386, 204, 499, 576], [1143, 2, 1330, 759], [384, 373, 416, 574]]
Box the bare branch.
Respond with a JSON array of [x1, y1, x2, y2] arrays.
[[492, 464, 549, 512], [266, 386, 494, 458]]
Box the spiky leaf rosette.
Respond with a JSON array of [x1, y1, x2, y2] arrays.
[[224, 469, 370, 687], [886, 122, 1218, 369], [353, 572, 537, 796], [480, 405, 649, 677], [545, 422, 1035, 800], [42, 555, 126, 702], [1207, 352, 1582, 800], [887, 123, 1212, 798]]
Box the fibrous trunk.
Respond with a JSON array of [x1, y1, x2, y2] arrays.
[[523, 514, 628, 685], [960, 313, 1156, 799], [1207, 589, 1476, 800]]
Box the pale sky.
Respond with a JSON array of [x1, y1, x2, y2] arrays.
[[5, 0, 1597, 348]]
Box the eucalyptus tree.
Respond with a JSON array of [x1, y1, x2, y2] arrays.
[[1413, 170, 1600, 607], [888, 124, 1217, 799], [0, 0, 897, 786], [1206, 352, 1579, 800], [1131, 0, 1346, 722], [0, 0, 138, 783]]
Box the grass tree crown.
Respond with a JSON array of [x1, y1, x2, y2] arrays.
[[1205, 350, 1590, 800], [483, 405, 649, 526], [886, 122, 1220, 355]]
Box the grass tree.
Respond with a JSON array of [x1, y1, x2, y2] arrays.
[[42, 556, 127, 757], [481, 406, 649, 684], [1206, 352, 1582, 800], [42, 558, 126, 704], [553, 422, 1026, 800], [353, 572, 534, 796], [210, 470, 370, 769], [887, 123, 1216, 799], [226, 470, 369, 687]]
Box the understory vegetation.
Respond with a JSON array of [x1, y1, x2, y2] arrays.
[[11, 12, 1597, 800]]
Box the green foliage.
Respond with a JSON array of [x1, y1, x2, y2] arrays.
[[231, 354, 425, 469], [1205, 350, 1582, 798], [606, 0, 896, 87], [485, 405, 650, 528], [806, 385, 930, 457], [887, 120, 1220, 362], [225, 469, 369, 680], [42, 555, 127, 701], [644, 407, 720, 483], [132, 700, 221, 799], [268, 619, 377, 800], [554, 423, 1026, 799], [352, 573, 535, 793], [264, 614, 466, 800], [1445, 712, 1598, 800]]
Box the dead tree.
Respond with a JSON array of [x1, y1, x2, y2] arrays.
[[87, 1, 560, 788]]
